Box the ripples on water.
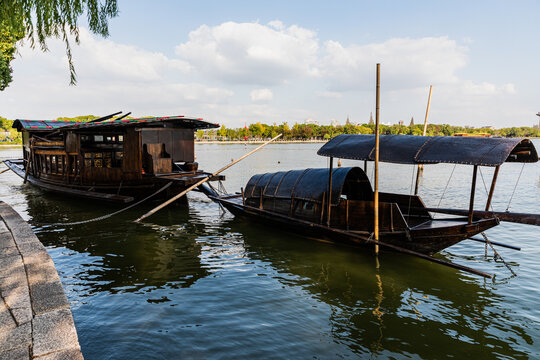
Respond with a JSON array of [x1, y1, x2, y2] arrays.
[[1, 143, 539, 359]]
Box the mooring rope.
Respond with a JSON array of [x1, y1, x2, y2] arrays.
[[436, 164, 457, 208], [505, 163, 525, 212], [45, 182, 173, 226], [482, 232, 517, 277], [478, 167, 493, 212]]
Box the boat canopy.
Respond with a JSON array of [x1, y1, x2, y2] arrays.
[[12, 120, 78, 131], [244, 167, 373, 206], [12, 116, 219, 132], [317, 134, 538, 166]]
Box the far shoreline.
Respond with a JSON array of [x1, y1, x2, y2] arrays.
[[196, 139, 327, 144]]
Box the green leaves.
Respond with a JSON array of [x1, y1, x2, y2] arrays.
[[0, 0, 118, 89]]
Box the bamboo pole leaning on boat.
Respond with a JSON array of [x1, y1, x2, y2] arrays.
[[134, 134, 283, 223], [374, 63, 381, 255], [415, 85, 433, 195]]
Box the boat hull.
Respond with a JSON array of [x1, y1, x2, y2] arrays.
[[4, 159, 218, 204], [212, 194, 499, 255]]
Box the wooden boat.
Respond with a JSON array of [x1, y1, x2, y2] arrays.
[[203, 134, 538, 257], [5, 113, 225, 203]]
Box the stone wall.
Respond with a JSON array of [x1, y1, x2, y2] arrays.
[[0, 201, 83, 359]]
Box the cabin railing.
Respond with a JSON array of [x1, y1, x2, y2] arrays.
[[246, 195, 409, 232]]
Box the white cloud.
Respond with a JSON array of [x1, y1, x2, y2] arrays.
[[317, 91, 343, 99], [175, 21, 319, 85], [319, 37, 468, 91], [0, 22, 528, 128], [70, 28, 191, 83], [250, 88, 273, 102]]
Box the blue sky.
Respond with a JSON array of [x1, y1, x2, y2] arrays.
[[2, 0, 539, 128]]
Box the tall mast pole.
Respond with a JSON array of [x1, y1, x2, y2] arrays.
[[415, 85, 433, 195], [422, 85, 433, 137], [374, 64, 381, 255]]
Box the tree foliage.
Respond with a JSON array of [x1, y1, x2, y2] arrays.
[[0, 25, 24, 90], [0, 0, 118, 88], [195, 122, 540, 141]]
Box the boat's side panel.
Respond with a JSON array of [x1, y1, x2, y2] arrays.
[[3, 160, 134, 203], [216, 196, 499, 255]]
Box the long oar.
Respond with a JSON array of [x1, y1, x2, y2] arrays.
[[134, 134, 282, 223], [0, 168, 11, 175], [425, 207, 540, 226]]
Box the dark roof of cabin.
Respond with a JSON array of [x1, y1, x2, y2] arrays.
[[12, 116, 219, 132], [317, 134, 539, 166], [244, 167, 371, 205]]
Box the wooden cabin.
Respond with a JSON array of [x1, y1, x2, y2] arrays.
[[8, 115, 222, 202]]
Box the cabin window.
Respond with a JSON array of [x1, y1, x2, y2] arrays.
[[83, 151, 122, 168], [81, 134, 123, 144]]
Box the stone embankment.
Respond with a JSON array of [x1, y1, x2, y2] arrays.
[[0, 201, 82, 359]]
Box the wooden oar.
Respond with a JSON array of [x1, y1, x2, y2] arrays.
[[425, 207, 540, 226], [0, 168, 11, 175], [134, 134, 282, 223]]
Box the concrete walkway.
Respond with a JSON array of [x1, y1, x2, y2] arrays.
[[0, 201, 82, 359]]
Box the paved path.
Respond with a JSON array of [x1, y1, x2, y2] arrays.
[[0, 201, 82, 360]]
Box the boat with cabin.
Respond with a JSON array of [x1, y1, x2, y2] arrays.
[[203, 134, 539, 259], [4, 112, 224, 203]]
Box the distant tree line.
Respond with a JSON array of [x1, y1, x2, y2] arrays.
[[0, 115, 538, 144], [196, 122, 540, 141]]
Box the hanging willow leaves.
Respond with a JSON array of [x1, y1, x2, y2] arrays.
[[0, 0, 118, 88], [0, 24, 24, 91]]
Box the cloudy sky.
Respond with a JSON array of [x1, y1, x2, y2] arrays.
[[1, 0, 539, 128]]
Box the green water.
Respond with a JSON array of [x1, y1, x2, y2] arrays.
[[1, 143, 539, 359]]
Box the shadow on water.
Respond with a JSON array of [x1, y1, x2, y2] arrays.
[[219, 216, 534, 359], [24, 191, 210, 294]]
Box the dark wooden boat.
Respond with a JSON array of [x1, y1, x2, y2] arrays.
[[5, 113, 224, 203], [204, 134, 538, 256]]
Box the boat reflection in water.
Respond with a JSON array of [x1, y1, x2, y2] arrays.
[[21, 189, 534, 358], [24, 191, 210, 294], [221, 216, 533, 358]]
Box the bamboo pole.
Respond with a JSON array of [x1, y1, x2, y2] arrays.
[[327, 157, 334, 227], [468, 165, 478, 224], [415, 85, 433, 195], [374, 64, 381, 255], [134, 134, 282, 223], [485, 165, 500, 211], [422, 85, 433, 137]]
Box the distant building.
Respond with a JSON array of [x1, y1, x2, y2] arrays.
[[330, 119, 340, 127], [304, 118, 319, 125], [368, 112, 374, 125], [398, 120, 404, 126]]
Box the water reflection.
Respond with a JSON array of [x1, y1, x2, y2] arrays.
[[25, 192, 209, 294], [222, 216, 533, 359], [9, 153, 538, 359]]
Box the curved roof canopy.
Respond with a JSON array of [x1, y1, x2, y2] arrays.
[[245, 167, 371, 205], [13, 116, 219, 132], [317, 134, 538, 166]]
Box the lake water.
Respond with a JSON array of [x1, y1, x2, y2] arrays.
[[0, 142, 539, 359]]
